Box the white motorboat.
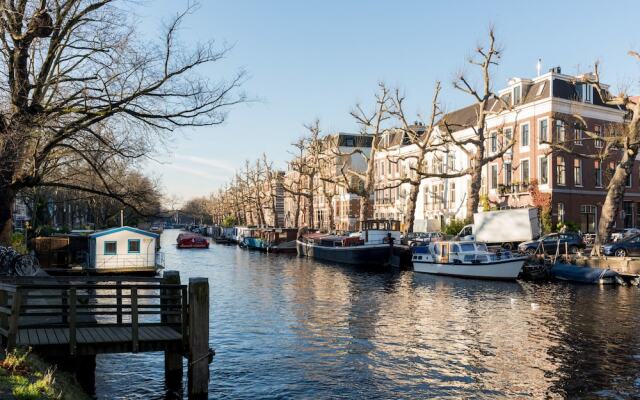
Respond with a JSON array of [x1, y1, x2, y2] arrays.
[[411, 241, 525, 280]]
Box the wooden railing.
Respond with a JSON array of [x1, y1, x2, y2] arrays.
[[0, 276, 187, 355]]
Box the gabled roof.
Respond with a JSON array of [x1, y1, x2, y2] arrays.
[[89, 226, 159, 239]]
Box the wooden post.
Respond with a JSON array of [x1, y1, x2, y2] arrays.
[[7, 290, 22, 350], [116, 281, 122, 325], [0, 289, 7, 348], [162, 271, 182, 391], [69, 288, 77, 355], [131, 287, 138, 353], [188, 278, 209, 399]]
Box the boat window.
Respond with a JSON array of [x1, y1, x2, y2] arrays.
[[460, 243, 475, 252], [434, 244, 441, 255], [441, 245, 448, 257], [476, 243, 488, 252], [451, 244, 460, 253]]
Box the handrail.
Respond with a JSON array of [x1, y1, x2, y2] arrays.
[[0, 278, 188, 352]]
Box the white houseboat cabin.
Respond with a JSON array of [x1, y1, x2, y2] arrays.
[[88, 226, 163, 273]]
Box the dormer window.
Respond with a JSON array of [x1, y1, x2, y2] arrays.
[[576, 83, 593, 103], [513, 85, 522, 104]]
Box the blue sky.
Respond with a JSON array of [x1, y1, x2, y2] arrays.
[[133, 0, 640, 203]]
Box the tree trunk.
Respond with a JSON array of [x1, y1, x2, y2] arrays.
[[0, 187, 15, 247], [595, 148, 637, 250], [359, 195, 371, 230], [466, 151, 483, 218], [404, 181, 420, 234], [294, 193, 301, 228]]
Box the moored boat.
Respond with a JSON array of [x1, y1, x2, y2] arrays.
[[177, 233, 209, 249], [411, 241, 525, 280], [551, 262, 622, 284], [296, 220, 401, 266], [263, 228, 299, 254]]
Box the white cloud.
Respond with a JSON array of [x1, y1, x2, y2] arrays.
[[167, 164, 230, 181], [173, 154, 237, 172]]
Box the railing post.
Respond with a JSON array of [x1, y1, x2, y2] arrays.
[[162, 271, 182, 391], [0, 288, 8, 347], [188, 277, 209, 399], [61, 288, 68, 325], [116, 281, 122, 325], [7, 289, 23, 350], [131, 287, 138, 353], [69, 288, 77, 355]]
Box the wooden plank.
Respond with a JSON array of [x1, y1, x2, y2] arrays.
[[37, 328, 54, 345], [107, 326, 129, 342], [17, 330, 29, 346], [76, 328, 92, 344], [93, 327, 115, 343], [27, 329, 38, 346], [50, 328, 64, 345], [58, 328, 70, 343], [138, 326, 155, 341]]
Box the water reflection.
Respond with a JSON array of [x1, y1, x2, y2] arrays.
[[94, 230, 640, 399]]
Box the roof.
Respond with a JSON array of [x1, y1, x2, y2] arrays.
[[438, 75, 626, 133], [336, 133, 373, 147], [89, 226, 160, 239]]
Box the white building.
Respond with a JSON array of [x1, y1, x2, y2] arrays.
[[88, 226, 161, 271]]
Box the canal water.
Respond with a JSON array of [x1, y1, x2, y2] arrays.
[[95, 229, 640, 399]]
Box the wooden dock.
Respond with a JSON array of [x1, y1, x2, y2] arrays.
[[0, 272, 211, 398]]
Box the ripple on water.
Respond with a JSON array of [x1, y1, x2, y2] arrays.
[[94, 230, 640, 399]]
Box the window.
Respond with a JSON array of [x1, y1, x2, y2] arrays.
[[104, 241, 117, 255], [490, 132, 498, 153], [504, 163, 512, 186], [624, 201, 633, 228], [576, 83, 593, 103], [574, 159, 583, 186], [595, 160, 602, 187], [520, 124, 529, 148], [513, 85, 521, 104], [539, 156, 549, 185], [520, 159, 530, 183], [536, 81, 546, 97], [555, 120, 565, 143], [574, 125, 583, 145], [490, 165, 498, 189], [556, 157, 566, 185], [627, 169, 632, 188], [345, 138, 355, 146], [580, 205, 597, 233], [449, 182, 456, 208], [539, 119, 548, 144], [558, 202, 565, 223], [128, 239, 140, 253], [594, 125, 603, 148]]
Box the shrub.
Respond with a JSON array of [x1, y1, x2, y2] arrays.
[[221, 215, 237, 228], [443, 218, 470, 235]]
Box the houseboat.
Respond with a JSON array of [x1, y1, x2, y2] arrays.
[[87, 226, 163, 274], [411, 241, 526, 280], [297, 220, 402, 266], [263, 228, 298, 253], [177, 232, 209, 249]]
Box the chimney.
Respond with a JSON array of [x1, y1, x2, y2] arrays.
[[536, 58, 542, 77]]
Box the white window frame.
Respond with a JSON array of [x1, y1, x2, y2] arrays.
[[489, 163, 498, 190], [504, 162, 512, 185], [520, 158, 530, 183], [594, 125, 603, 149], [519, 122, 530, 151], [538, 155, 549, 186], [489, 131, 498, 154], [537, 117, 549, 147], [558, 202, 565, 223], [574, 158, 583, 187], [513, 85, 522, 105], [594, 160, 603, 188], [556, 156, 566, 186], [574, 126, 583, 146]]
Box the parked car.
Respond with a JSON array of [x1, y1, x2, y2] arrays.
[[408, 232, 444, 246], [610, 228, 640, 242], [518, 232, 586, 255], [601, 234, 640, 257]]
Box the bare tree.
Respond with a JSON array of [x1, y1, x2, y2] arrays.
[[441, 28, 516, 218], [549, 56, 640, 250], [281, 121, 324, 229], [0, 1, 245, 245], [333, 83, 392, 229]]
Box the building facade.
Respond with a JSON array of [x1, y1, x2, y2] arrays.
[[374, 68, 633, 233]]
